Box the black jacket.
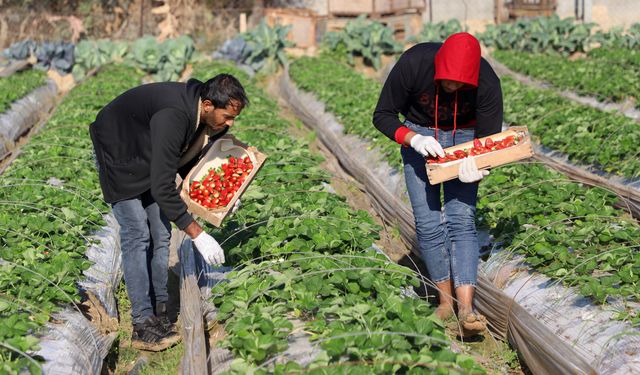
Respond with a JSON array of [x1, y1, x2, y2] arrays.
[[373, 43, 503, 142], [89, 79, 227, 230]]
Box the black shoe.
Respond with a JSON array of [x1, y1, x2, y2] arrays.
[[132, 316, 180, 351], [156, 302, 177, 333]]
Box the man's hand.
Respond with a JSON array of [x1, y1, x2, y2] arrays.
[[192, 232, 225, 265], [458, 157, 489, 183], [410, 134, 445, 158]]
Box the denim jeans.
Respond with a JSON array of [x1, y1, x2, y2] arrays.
[[401, 120, 480, 287], [111, 190, 171, 324]]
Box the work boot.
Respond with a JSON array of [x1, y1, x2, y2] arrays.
[[156, 302, 177, 333], [131, 316, 180, 351]]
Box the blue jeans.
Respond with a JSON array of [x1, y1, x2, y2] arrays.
[[401, 120, 479, 288], [111, 190, 171, 324]]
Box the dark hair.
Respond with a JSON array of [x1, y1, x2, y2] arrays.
[[201, 74, 249, 109]]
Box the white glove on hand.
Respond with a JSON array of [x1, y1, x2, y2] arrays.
[[231, 199, 241, 215], [193, 231, 225, 265], [458, 157, 490, 183], [410, 135, 445, 158]]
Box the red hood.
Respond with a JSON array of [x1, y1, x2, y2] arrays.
[[434, 32, 481, 88]]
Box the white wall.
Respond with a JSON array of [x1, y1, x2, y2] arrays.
[[424, 0, 495, 32], [591, 0, 640, 29]]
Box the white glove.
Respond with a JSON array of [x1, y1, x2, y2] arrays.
[[231, 199, 241, 215], [458, 157, 490, 183], [192, 231, 225, 265], [410, 134, 445, 158]]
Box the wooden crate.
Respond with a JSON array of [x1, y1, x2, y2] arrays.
[[180, 134, 267, 227], [265, 8, 318, 48], [426, 126, 533, 185]]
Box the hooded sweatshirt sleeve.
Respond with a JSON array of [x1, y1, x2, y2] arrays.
[[475, 61, 504, 138], [149, 108, 194, 230], [373, 52, 415, 145]]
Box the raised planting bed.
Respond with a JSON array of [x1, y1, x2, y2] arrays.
[[491, 50, 639, 110], [0, 69, 58, 161], [177, 60, 487, 374], [501, 76, 640, 180], [284, 57, 640, 373], [0, 65, 144, 374]]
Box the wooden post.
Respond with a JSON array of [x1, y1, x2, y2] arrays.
[[178, 237, 207, 375], [139, 0, 145, 37], [239, 12, 247, 33]]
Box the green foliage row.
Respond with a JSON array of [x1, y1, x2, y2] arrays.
[[502, 76, 640, 178], [289, 55, 402, 169], [322, 15, 402, 70], [493, 49, 640, 108], [478, 163, 640, 314], [287, 56, 640, 326], [0, 65, 144, 374], [587, 47, 640, 68], [480, 15, 640, 55], [0, 69, 46, 113], [72, 35, 194, 81], [191, 61, 483, 374]]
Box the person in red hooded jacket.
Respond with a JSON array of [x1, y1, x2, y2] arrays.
[[373, 32, 502, 335]]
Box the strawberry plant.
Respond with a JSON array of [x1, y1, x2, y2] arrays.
[[287, 57, 640, 324], [492, 49, 640, 108], [478, 163, 640, 306], [0, 65, 144, 374], [192, 61, 484, 374], [0, 69, 46, 113], [289, 55, 402, 169], [502, 76, 640, 178], [587, 47, 640, 69]]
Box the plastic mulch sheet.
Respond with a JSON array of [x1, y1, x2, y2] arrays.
[[481, 252, 640, 374], [277, 69, 606, 375], [0, 80, 58, 145], [33, 213, 122, 374]]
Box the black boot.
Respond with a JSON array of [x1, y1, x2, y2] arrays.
[[156, 302, 177, 333], [131, 316, 180, 351]]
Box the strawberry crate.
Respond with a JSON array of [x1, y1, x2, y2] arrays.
[[180, 134, 267, 227], [426, 126, 533, 185]]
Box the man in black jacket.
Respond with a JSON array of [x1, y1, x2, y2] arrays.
[[90, 74, 248, 350], [373, 33, 502, 336]]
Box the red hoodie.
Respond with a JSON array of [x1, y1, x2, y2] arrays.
[[373, 33, 503, 145], [435, 32, 481, 88]]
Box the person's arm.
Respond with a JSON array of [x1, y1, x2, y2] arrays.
[[373, 53, 415, 145], [149, 108, 195, 231], [475, 64, 504, 138]]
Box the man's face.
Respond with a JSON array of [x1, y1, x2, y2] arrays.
[[201, 99, 242, 132], [441, 79, 465, 93]]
